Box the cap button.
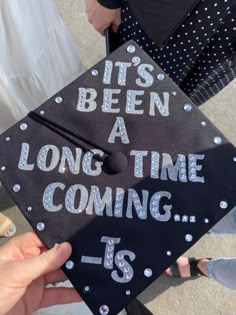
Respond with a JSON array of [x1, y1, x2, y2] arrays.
[[105, 152, 127, 174]]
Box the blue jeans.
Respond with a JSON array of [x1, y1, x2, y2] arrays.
[[207, 207, 236, 289]]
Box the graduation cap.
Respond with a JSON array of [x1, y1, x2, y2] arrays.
[[0, 41, 236, 315]]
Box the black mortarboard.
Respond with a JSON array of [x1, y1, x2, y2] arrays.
[[0, 41, 236, 315]]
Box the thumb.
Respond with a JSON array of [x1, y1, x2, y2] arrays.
[[11, 243, 72, 285]]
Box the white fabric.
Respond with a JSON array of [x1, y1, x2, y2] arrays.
[[0, 0, 86, 134], [0, 2, 87, 313]]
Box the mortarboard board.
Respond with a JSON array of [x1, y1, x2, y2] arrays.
[[0, 41, 236, 315]]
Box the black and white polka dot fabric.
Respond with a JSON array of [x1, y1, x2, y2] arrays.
[[120, 0, 236, 106]]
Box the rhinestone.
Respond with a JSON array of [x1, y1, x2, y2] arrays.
[[126, 290, 131, 296], [204, 218, 210, 223], [55, 96, 63, 104], [36, 222, 45, 231], [127, 45, 136, 53], [12, 184, 21, 192], [91, 69, 98, 76], [185, 234, 193, 242], [65, 260, 74, 270], [27, 206, 32, 212], [119, 261, 125, 267], [99, 305, 109, 315], [83, 286, 91, 293], [174, 214, 181, 222], [166, 251, 172, 256], [125, 273, 132, 280], [1, 166, 6, 171], [20, 123, 28, 131], [184, 103, 192, 112], [172, 91, 177, 96], [201, 121, 207, 126], [40, 111, 45, 115], [124, 267, 130, 273], [5, 137, 10, 142], [213, 136, 222, 145], [132, 56, 140, 64], [220, 201, 228, 209], [144, 268, 153, 277], [157, 74, 165, 80], [117, 253, 123, 260]]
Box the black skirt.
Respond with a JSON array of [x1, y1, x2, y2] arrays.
[[119, 0, 236, 106]]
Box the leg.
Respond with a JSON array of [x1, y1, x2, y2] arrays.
[[210, 206, 236, 235], [207, 258, 236, 290], [166, 257, 236, 290]]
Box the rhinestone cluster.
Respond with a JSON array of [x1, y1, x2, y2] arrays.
[[103, 60, 113, 84], [114, 188, 125, 217]]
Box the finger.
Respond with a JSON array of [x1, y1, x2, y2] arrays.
[[94, 24, 107, 36], [15, 231, 44, 249], [11, 242, 72, 285], [45, 268, 68, 284], [0, 232, 44, 261], [112, 14, 121, 33], [112, 23, 120, 33], [40, 287, 82, 309]]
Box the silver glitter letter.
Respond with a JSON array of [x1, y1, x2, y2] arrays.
[[150, 151, 160, 179], [82, 149, 104, 176], [126, 189, 148, 220], [161, 154, 187, 182], [86, 186, 113, 216], [65, 184, 88, 214], [18, 143, 34, 171], [111, 250, 136, 283], [150, 92, 170, 117], [125, 90, 144, 115], [43, 182, 65, 212], [108, 117, 130, 144], [103, 60, 113, 84], [114, 188, 125, 217], [150, 191, 172, 221], [115, 62, 132, 86], [77, 88, 97, 112], [102, 89, 121, 113], [136, 64, 154, 88], [37, 145, 60, 172], [59, 147, 82, 174], [188, 154, 205, 183], [130, 150, 148, 178], [101, 237, 121, 270]]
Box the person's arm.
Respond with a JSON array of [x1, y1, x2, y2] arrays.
[[0, 232, 81, 315], [85, 0, 121, 35]]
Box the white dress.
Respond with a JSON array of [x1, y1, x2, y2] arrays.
[[0, 0, 86, 134], [0, 2, 88, 314]]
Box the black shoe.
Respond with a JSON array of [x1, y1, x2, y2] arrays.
[[125, 299, 154, 315]]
